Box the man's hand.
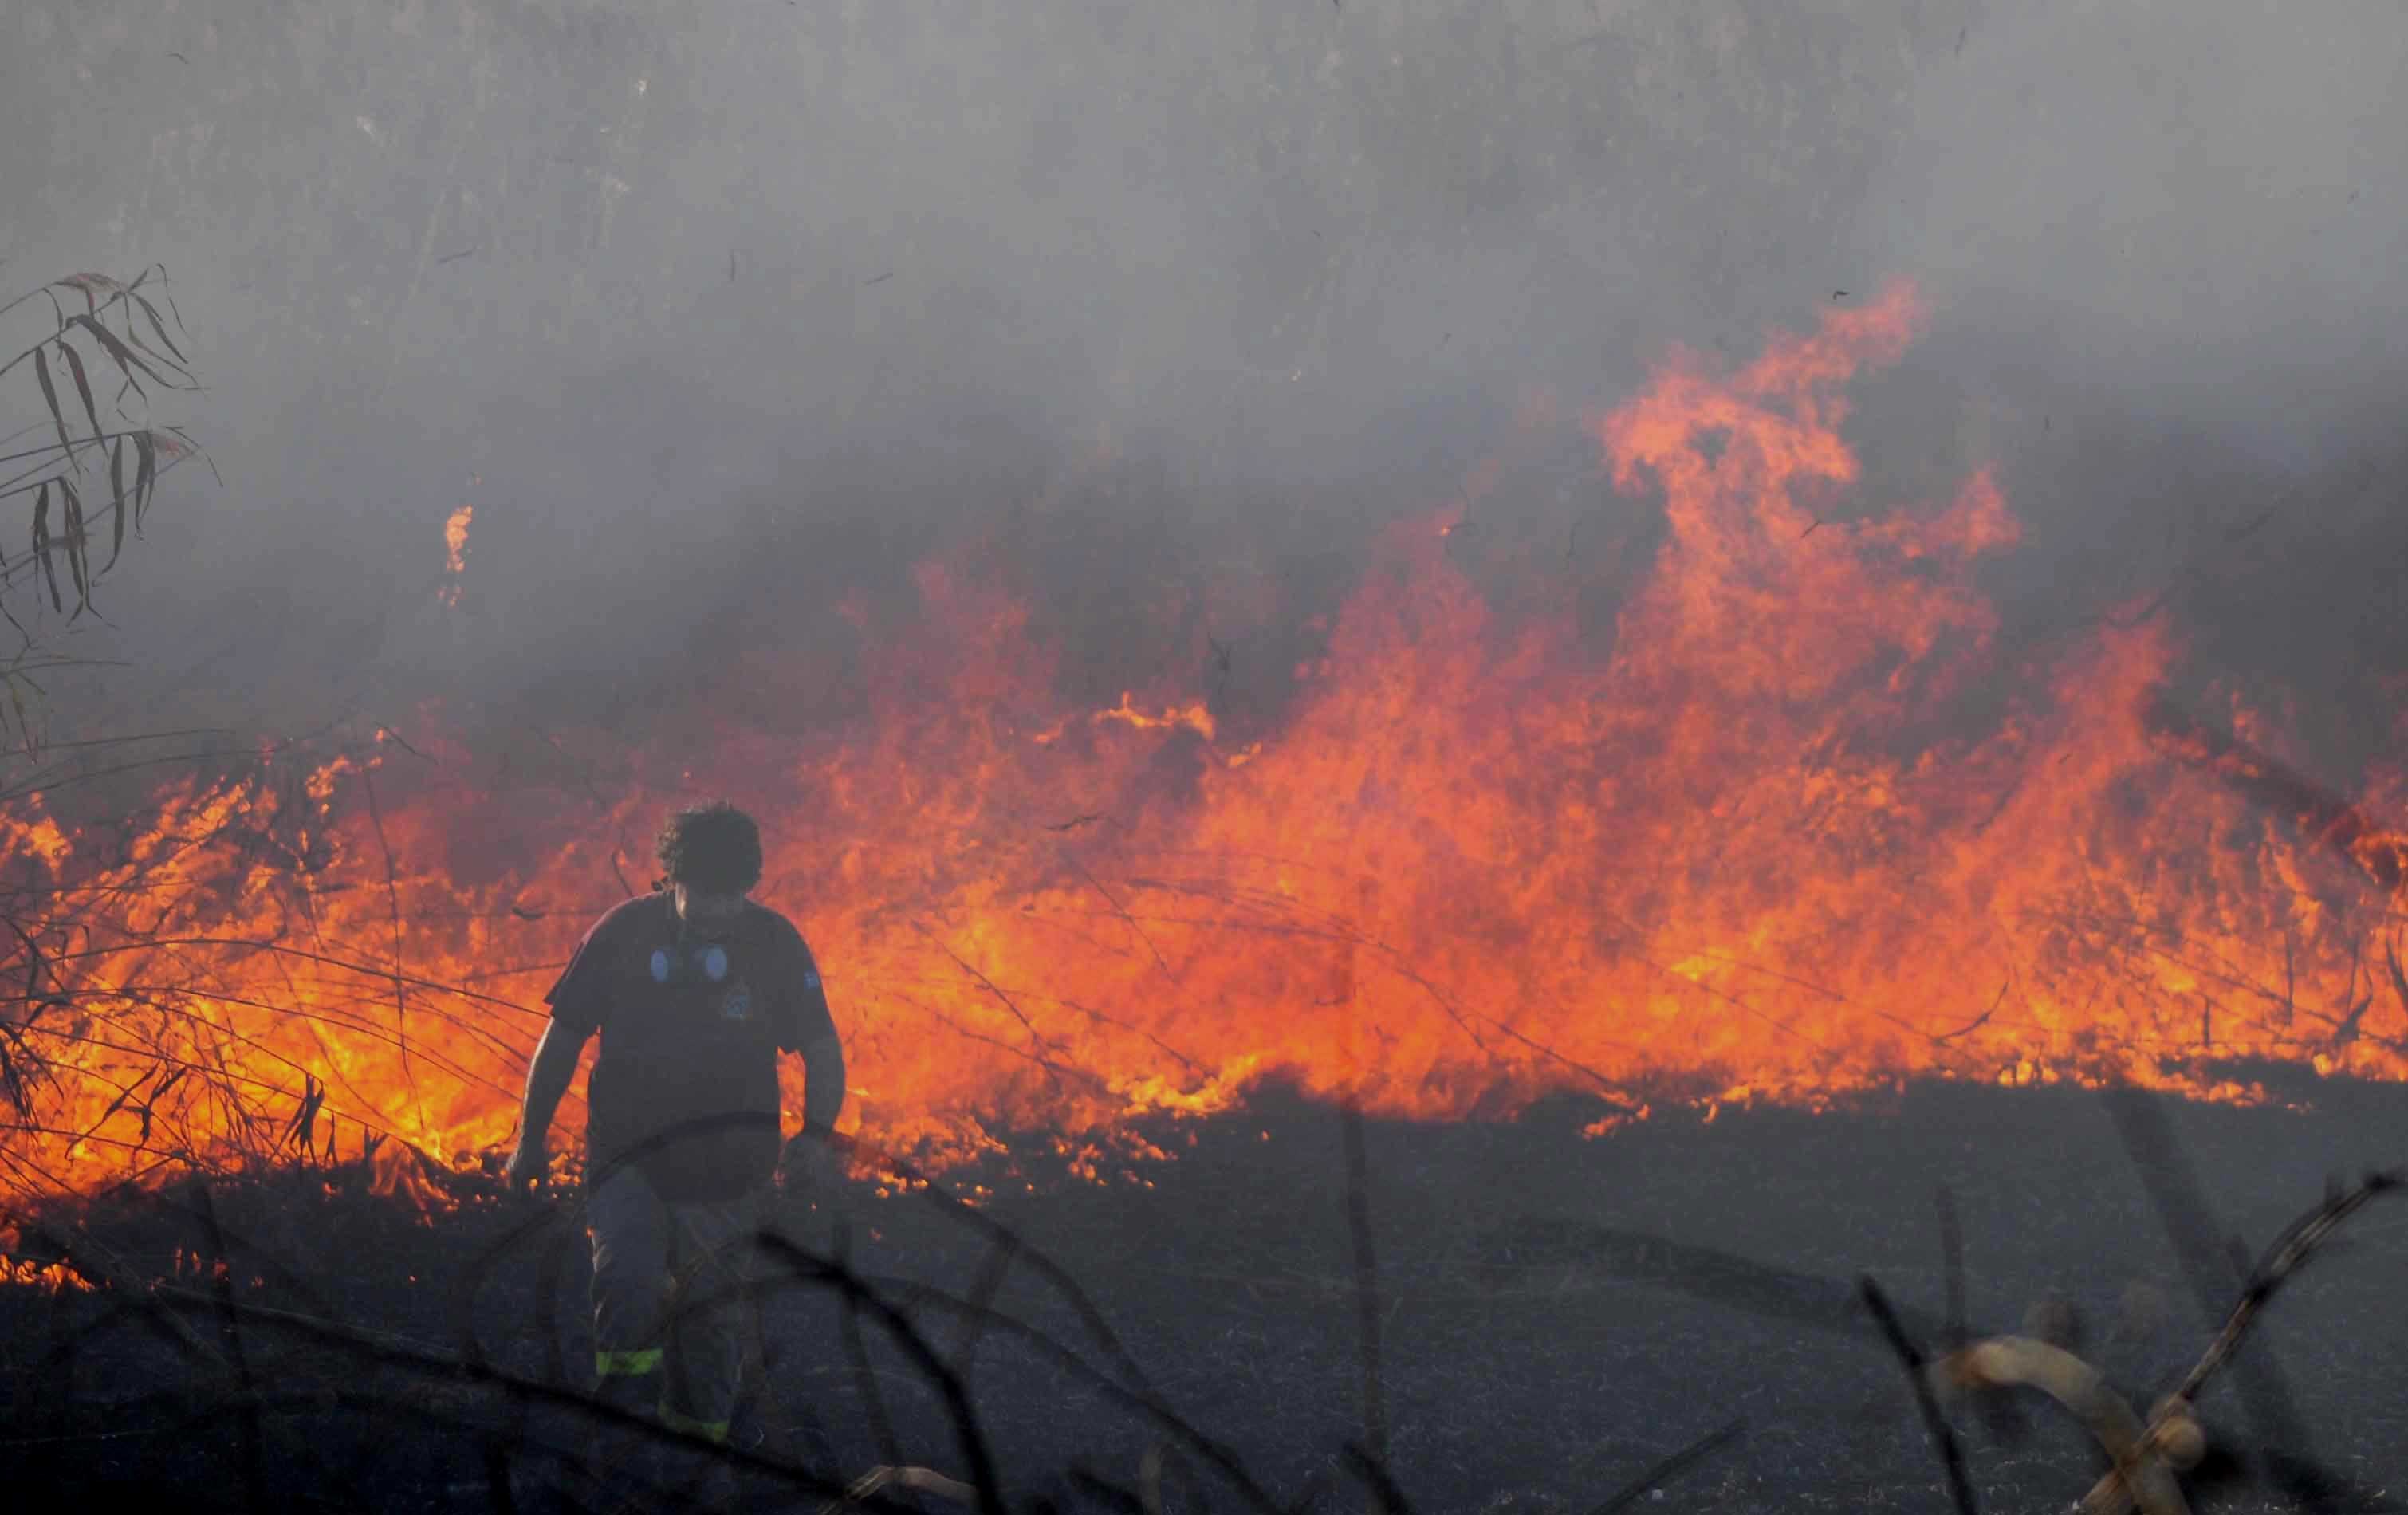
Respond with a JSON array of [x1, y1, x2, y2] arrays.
[[501, 1140, 550, 1194]]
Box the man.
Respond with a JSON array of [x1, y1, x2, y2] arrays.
[[505, 801, 847, 1450]]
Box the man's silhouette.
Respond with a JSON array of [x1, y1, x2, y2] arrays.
[[507, 801, 847, 1450]]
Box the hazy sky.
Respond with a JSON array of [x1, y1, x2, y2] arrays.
[[6, 0, 2404, 761]]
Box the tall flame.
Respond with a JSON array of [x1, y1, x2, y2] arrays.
[[2, 282, 2401, 1201], [439, 500, 473, 609]]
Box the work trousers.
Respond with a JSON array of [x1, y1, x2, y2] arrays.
[[587, 1164, 761, 1443]]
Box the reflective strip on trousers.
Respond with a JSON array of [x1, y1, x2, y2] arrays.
[[656, 1403, 731, 1444], [596, 1347, 663, 1378], [589, 1165, 759, 1432]]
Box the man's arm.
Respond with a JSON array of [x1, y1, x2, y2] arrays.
[[777, 927, 845, 1136], [777, 934, 846, 1195], [503, 1021, 587, 1188], [799, 1033, 845, 1134], [781, 1033, 848, 1202]]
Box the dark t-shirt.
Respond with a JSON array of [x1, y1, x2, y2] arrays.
[[545, 892, 838, 1202]]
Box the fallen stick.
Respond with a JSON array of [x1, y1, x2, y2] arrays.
[[1928, 1165, 2405, 1515], [2081, 1163, 2405, 1514], [1928, 1336, 2196, 1515], [822, 1463, 978, 1513]]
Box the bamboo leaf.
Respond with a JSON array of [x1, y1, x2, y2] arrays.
[[105, 435, 128, 571], [58, 337, 104, 447], [30, 482, 61, 613], [31, 345, 73, 461], [128, 264, 183, 335], [65, 314, 164, 393], [133, 429, 156, 529], [58, 474, 89, 613], [161, 425, 215, 488], [132, 293, 188, 365], [119, 316, 189, 382]]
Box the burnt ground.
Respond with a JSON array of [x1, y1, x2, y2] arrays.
[[7, 1077, 2408, 1514]]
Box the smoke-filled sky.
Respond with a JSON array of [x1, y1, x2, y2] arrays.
[[6, 0, 2405, 776]]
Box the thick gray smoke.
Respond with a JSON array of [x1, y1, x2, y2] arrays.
[[5, 0, 2403, 768]]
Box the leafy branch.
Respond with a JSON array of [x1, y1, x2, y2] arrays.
[[0, 265, 209, 754], [0, 266, 207, 626]]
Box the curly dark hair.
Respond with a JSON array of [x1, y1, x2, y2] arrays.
[[654, 801, 763, 895]]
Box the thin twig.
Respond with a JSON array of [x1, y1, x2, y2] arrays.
[[1584, 1419, 1746, 1515], [1859, 1275, 1979, 1515]]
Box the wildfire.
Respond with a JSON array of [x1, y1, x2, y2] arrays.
[[0, 1225, 89, 1293], [439, 500, 473, 608], [1, 281, 2402, 1203], [1033, 693, 1218, 746]]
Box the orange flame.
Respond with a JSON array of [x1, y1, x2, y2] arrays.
[[0, 1226, 89, 1292], [2, 281, 2402, 1203], [439, 501, 473, 608], [1033, 693, 1218, 747], [444, 505, 473, 576]]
